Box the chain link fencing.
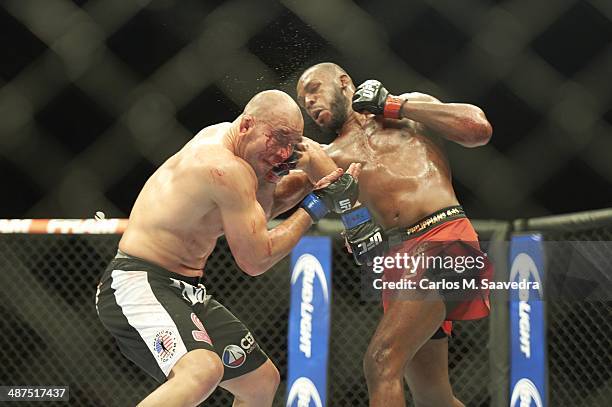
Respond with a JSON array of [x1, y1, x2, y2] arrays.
[[1, 0, 611, 405], [0, 224, 492, 406], [2, 210, 609, 406], [516, 215, 612, 407], [1, 0, 611, 220]]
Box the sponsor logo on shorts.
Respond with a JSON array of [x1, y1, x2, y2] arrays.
[[153, 330, 177, 363], [286, 377, 323, 407], [222, 344, 246, 368], [240, 332, 257, 353], [190, 313, 212, 344], [221, 332, 257, 368], [169, 279, 207, 306], [510, 378, 543, 407]]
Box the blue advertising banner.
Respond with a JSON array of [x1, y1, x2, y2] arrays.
[[509, 234, 546, 407], [286, 236, 331, 407]]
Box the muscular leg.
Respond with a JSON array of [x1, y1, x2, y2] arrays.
[[404, 338, 464, 407], [363, 295, 446, 407], [220, 359, 280, 407], [138, 349, 224, 407]]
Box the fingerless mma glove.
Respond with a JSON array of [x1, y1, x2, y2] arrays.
[[301, 173, 359, 222], [352, 79, 405, 119], [341, 206, 387, 266]]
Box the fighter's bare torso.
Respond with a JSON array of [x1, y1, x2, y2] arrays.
[[326, 116, 459, 229], [119, 123, 276, 277]]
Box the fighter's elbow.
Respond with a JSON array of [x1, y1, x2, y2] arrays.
[[471, 120, 492, 146], [236, 258, 268, 276], [460, 112, 492, 147]]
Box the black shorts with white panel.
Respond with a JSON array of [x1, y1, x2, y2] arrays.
[[95, 251, 268, 383]]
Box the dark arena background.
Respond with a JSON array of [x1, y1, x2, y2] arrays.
[[1, 0, 611, 406]]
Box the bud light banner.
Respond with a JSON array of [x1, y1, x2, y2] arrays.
[[509, 234, 546, 407], [286, 237, 331, 407]]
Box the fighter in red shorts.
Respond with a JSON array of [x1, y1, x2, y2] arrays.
[[296, 63, 493, 406]]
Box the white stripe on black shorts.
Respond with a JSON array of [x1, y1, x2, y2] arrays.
[[95, 251, 268, 383]]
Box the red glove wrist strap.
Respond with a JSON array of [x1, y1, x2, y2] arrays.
[[383, 95, 404, 119]]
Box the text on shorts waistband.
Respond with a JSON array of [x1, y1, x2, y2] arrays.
[[386, 205, 466, 246]]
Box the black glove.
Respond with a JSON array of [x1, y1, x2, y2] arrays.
[[265, 151, 299, 183], [352, 79, 405, 119], [341, 207, 387, 266], [301, 173, 359, 222]]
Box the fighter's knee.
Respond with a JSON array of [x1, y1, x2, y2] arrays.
[[363, 343, 398, 383], [254, 361, 280, 396], [195, 356, 224, 390], [174, 349, 224, 395], [232, 361, 280, 404]]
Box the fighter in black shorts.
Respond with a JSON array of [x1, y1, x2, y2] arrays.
[[96, 251, 268, 384], [95, 90, 360, 407]]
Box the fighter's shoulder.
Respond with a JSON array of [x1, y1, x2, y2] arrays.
[[301, 135, 329, 151], [194, 122, 232, 138], [204, 153, 254, 182], [398, 92, 441, 103], [188, 124, 247, 172], [202, 153, 257, 202]]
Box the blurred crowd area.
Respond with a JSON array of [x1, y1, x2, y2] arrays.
[[1, 0, 611, 219]]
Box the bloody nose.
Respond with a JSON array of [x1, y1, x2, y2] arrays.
[[277, 145, 292, 162]]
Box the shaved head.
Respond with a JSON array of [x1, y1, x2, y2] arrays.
[[244, 89, 303, 129], [236, 90, 303, 178], [298, 62, 350, 83]]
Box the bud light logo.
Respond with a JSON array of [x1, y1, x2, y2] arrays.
[[509, 253, 543, 301], [509, 252, 543, 359], [286, 377, 323, 407], [291, 254, 329, 358], [510, 378, 543, 407], [509, 235, 546, 407], [288, 238, 331, 407], [291, 254, 329, 302]]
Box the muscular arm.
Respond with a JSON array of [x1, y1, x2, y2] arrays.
[[296, 137, 338, 182], [398, 92, 492, 148], [210, 159, 313, 276], [270, 171, 312, 218], [269, 137, 338, 218]]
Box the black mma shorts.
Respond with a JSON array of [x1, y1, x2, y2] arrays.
[[95, 252, 268, 383]]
